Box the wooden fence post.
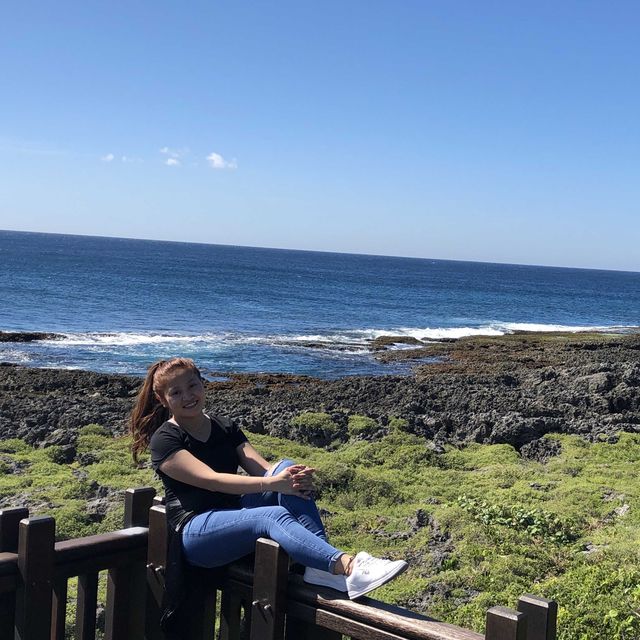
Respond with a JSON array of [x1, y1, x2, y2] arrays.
[[250, 538, 288, 640], [145, 505, 167, 640], [485, 606, 527, 640], [15, 516, 56, 640], [51, 577, 68, 640], [0, 507, 29, 553], [184, 583, 218, 640], [104, 560, 147, 640], [124, 487, 156, 528], [76, 572, 99, 640], [103, 489, 154, 640], [0, 507, 29, 639], [220, 588, 246, 640], [518, 595, 557, 640]]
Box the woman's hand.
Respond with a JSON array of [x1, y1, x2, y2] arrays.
[[269, 464, 316, 498]]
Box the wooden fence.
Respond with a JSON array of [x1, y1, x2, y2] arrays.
[[0, 487, 557, 640]]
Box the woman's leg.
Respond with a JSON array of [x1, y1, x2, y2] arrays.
[[240, 459, 328, 540], [181, 505, 343, 571]]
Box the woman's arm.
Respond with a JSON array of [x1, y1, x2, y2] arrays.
[[236, 441, 271, 477], [159, 449, 311, 497]]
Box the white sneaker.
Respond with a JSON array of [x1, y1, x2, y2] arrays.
[[303, 567, 348, 593], [345, 552, 408, 600]]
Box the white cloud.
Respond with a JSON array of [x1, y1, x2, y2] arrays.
[[101, 153, 115, 162], [165, 158, 180, 166], [206, 152, 237, 170], [121, 155, 143, 163], [160, 146, 187, 159]]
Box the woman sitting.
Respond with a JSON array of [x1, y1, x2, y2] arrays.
[[130, 357, 407, 600]]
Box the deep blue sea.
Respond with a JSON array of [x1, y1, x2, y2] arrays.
[[1, 230, 638, 378]]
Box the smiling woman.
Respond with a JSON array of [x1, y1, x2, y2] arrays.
[[128, 356, 408, 628]]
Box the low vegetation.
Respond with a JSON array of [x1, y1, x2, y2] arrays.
[[1, 418, 639, 639]]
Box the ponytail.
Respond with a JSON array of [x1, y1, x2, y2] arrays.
[[129, 358, 201, 464]]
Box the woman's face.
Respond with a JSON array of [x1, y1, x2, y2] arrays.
[[156, 367, 205, 423]]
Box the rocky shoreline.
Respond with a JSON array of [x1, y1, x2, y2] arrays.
[[1, 331, 638, 459]]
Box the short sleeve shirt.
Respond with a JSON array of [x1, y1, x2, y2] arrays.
[[150, 416, 248, 532]]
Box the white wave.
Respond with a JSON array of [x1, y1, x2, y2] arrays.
[[35, 323, 639, 354], [45, 332, 223, 347], [0, 349, 33, 363], [346, 327, 504, 341], [348, 322, 638, 342], [498, 322, 636, 333]]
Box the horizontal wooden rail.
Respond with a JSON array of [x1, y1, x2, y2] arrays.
[[0, 530, 147, 577], [288, 580, 484, 640], [55, 527, 148, 577]]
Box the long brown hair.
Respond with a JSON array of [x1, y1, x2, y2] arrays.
[[129, 357, 202, 464]]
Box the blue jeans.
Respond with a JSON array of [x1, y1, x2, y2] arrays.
[[181, 459, 344, 572]]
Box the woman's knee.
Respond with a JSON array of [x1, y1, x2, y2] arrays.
[[259, 505, 297, 530], [266, 458, 296, 477]]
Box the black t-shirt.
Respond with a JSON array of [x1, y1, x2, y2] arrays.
[[150, 416, 248, 532]]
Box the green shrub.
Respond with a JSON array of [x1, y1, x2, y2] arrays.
[[387, 417, 410, 433], [541, 554, 640, 640], [43, 446, 66, 464], [0, 439, 31, 454], [336, 476, 403, 509], [347, 415, 378, 438], [79, 424, 109, 436], [314, 464, 356, 497], [457, 495, 578, 544], [290, 412, 339, 447]]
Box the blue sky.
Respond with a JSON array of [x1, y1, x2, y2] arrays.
[[1, 1, 638, 271]]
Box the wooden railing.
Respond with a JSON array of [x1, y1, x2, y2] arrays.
[[0, 488, 558, 640]]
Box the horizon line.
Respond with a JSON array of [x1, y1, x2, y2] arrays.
[[1, 227, 638, 276]]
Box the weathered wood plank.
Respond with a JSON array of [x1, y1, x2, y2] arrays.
[[184, 587, 217, 640], [146, 506, 167, 582], [250, 538, 288, 640], [15, 516, 56, 640], [0, 508, 26, 637], [286, 579, 483, 640], [0, 553, 18, 638], [124, 487, 156, 528], [75, 572, 98, 640], [54, 528, 148, 578], [518, 594, 557, 640], [485, 607, 527, 640], [104, 562, 146, 639], [288, 600, 408, 640], [51, 576, 68, 640], [220, 588, 245, 640], [144, 573, 164, 640], [0, 592, 14, 640], [55, 528, 148, 564], [0, 507, 29, 552]]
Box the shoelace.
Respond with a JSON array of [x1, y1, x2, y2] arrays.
[[355, 555, 381, 575]]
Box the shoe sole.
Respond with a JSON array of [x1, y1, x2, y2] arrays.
[[347, 561, 408, 600], [303, 574, 347, 593]]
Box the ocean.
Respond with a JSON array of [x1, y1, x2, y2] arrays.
[[1, 230, 638, 378]]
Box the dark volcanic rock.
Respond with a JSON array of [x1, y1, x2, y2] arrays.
[[0, 333, 639, 452], [0, 331, 64, 343], [0, 366, 140, 440], [520, 437, 562, 462]]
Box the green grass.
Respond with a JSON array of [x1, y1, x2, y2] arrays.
[[2, 426, 639, 638]]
